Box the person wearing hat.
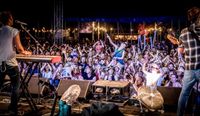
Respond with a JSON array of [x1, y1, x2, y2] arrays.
[[142, 62, 164, 88]]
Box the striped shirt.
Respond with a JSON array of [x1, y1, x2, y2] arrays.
[[179, 24, 200, 70]]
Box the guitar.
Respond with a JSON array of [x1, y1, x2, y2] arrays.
[[166, 34, 180, 45]]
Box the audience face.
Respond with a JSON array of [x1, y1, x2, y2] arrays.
[[94, 59, 99, 64], [152, 66, 159, 73], [81, 57, 86, 63], [73, 67, 80, 74], [108, 68, 114, 75], [50, 51, 55, 55], [73, 57, 78, 63], [56, 51, 60, 56], [119, 43, 126, 49], [168, 63, 174, 71], [45, 51, 50, 55], [100, 59, 105, 65], [114, 66, 120, 73], [66, 57, 72, 62], [85, 66, 91, 74], [170, 74, 177, 83], [134, 74, 143, 86]]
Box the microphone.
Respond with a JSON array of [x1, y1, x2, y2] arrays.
[[15, 20, 27, 25]]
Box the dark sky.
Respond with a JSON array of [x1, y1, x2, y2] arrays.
[[0, 0, 199, 27]]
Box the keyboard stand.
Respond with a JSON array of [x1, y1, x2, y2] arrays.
[[18, 62, 38, 111], [16, 54, 61, 111]]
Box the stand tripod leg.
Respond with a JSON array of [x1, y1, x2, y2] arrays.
[[18, 62, 38, 111], [50, 92, 58, 116], [21, 82, 38, 111], [36, 77, 43, 104]]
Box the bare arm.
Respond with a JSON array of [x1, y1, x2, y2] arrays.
[[106, 34, 117, 49], [100, 40, 104, 48], [14, 33, 24, 53], [50, 63, 56, 71], [93, 41, 98, 48], [178, 47, 184, 54], [142, 62, 148, 75], [14, 33, 31, 55], [47, 63, 53, 71], [162, 55, 169, 62], [77, 46, 83, 56], [40, 63, 47, 72]]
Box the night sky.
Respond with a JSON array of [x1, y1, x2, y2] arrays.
[[0, 0, 199, 27]]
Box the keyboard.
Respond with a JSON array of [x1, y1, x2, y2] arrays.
[[16, 54, 62, 63]]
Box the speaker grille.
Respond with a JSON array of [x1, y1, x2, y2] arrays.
[[28, 77, 49, 95], [57, 80, 91, 99]]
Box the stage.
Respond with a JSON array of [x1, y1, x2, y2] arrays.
[[0, 95, 194, 116], [0, 80, 198, 116], [0, 79, 198, 116]]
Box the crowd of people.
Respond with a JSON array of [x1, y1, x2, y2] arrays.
[[18, 27, 187, 97]]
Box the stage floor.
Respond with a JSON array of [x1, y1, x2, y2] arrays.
[[0, 95, 195, 116]]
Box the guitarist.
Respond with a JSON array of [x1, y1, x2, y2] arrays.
[[177, 6, 200, 116]]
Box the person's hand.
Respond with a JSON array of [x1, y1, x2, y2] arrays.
[[141, 58, 148, 64], [106, 33, 109, 38], [22, 50, 32, 55]]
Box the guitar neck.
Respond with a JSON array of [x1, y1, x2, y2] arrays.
[[167, 34, 179, 45]]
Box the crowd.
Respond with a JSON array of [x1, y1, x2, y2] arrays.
[[17, 27, 189, 97]]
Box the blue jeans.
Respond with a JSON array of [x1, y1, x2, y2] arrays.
[[0, 64, 20, 113], [177, 69, 200, 116], [59, 100, 71, 116]]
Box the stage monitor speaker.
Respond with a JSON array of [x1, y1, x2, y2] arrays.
[[157, 86, 195, 107], [28, 77, 49, 95], [57, 80, 91, 99]]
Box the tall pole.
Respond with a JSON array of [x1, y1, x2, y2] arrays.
[[117, 22, 119, 39], [53, 0, 64, 45], [97, 21, 100, 40], [92, 22, 95, 42], [171, 19, 173, 29], [130, 22, 132, 44], [78, 22, 80, 43], [178, 19, 180, 36]]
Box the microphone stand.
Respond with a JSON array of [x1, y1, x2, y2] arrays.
[[20, 24, 43, 104], [20, 24, 42, 54]]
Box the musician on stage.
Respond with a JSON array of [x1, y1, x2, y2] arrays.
[[177, 7, 200, 116], [0, 11, 31, 115]]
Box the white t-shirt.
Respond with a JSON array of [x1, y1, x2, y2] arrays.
[[42, 71, 52, 79], [143, 71, 162, 86], [0, 26, 19, 66], [61, 66, 72, 78]]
